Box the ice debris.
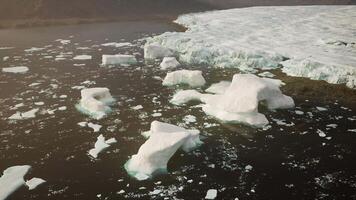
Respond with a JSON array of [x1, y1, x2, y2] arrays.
[[88, 134, 117, 158], [101, 54, 137, 65], [205, 189, 218, 199], [2, 66, 29, 74], [162, 70, 206, 88], [73, 55, 92, 60]]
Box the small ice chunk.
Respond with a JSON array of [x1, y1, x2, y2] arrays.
[[8, 108, 39, 120], [317, 129, 326, 137], [131, 105, 143, 110], [24, 47, 45, 52], [2, 66, 29, 74], [144, 44, 174, 59], [101, 54, 137, 65], [78, 122, 88, 127], [77, 88, 115, 119], [151, 112, 162, 117], [205, 81, 231, 94], [58, 106, 67, 111], [87, 122, 102, 132], [258, 71, 275, 78], [295, 110, 304, 115], [34, 102, 44, 106], [162, 70, 206, 88], [205, 189, 217, 199], [25, 178, 46, 190], [73, 55, 92, 60], [170, 90, 207, 105], [316, 106, 328, 111], [183, 115, 196, 124], [101, 42, 132, 48], [0, 165, 31, 200], [160, 57, 180, 70], [88, 134, 117, 158], [125, 121, 202, 180]]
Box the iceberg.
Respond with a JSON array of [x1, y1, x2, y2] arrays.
[[76, 88, 115, 119], [125, 121, 202, 180], [2, 66, 29, 74], [146, 6, 356, 88], [88, 134, 117, 158], [162, 70, 206, 88], [0, 165, 31, 200], [25, 178, 46, 190], [101, 54, 137, 66], [160, 57, 180, 70], [171, 74, 294, 127], [144, 44, 175, 59]]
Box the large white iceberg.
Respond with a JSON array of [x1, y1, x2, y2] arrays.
[[0, 165, 31, 200], [101, 54, 137, 65], [88, 134, 117, 158], [146, 6, 356, 88], [162, 70, 206, 88], [171, 74, 294, 127], [125, 121, 202, 180], [144, 44, 175, 59], [76, 88, 115, 119]]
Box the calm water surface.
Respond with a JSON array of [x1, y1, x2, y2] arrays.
[[0, 20, 356, 200]]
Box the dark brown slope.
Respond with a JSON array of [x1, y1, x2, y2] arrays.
[[0, 0, 213, 20]]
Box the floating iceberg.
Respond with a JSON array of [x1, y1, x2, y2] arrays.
[[162, 70, 206, 88], [88, 134, 117, 158], [2, 66, 29, 74], [25, 178, 46, 190], [76, 88, 115, 119], [125, 121, 202, 180], [0, 165, 31, 200], [171, 74, 294, 127], [146, 6, 356, 88], [160, 57, 180, 70], [144, 44, 175, 59], [101, 54, 137, 65]]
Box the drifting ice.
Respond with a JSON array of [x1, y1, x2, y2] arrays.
[[77, 88, 115, 119], [171, 74, 294, 127], [146, 6, 356, 88], [101, 54, 137, 65], [160, 57, 180, 70], [144, 44, 175, 59], [0, 165, 31, 200], [88, 134, 117, 158], [162, 70, 206, 88], [125, 121, 202, 180]]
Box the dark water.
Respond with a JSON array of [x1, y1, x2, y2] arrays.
[[1, 20, 356, 200]]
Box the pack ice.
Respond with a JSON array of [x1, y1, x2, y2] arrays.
[[171, 74, 294, 127], [146, 6, 356, 88], [0, 165, 31, 200], [163, 70, 206, 88], [125, 121, 202, 180], [101, 54, 137, 65], [77, 88, 115, 119]]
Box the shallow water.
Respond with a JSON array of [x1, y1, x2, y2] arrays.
[[1, 20, 356, 200]]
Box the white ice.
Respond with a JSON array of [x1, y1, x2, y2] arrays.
[[73, 55, 92, 60], [125, 121, 202, 180], [160, 57, 180, 70], [88, 134, 117, 158], [2, 66, 29, 74], [101, 54, 137, 65], [25, 178, 46, 190], [146, 6, 356, 88], [77, 88, 115, 119], [171, 74, 294, 127], [205, 189, 217, 199], [144, 43, 175, 59], [162, 70, 206, 88], [9, 108, 39, 120], [0, 165, 31, 200]]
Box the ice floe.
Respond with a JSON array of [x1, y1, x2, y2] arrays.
[[171, 74, 294, 127], [0, 165, 31, 200], [160, 57, 180, 70], [73, 55, 92, 60], [146, 6, 356, 88], [88, 134, 117, 158], [144, 44, 175, 59], [2, 66, 29, 74], [25, 178, 46, 190], [9, 108, 39, 120], [101, 54, 137, 65], [101, 42, 132, 48], [125, 121, 202, 180], [76, 88, 115, 119], [162, 70, 206, 88]]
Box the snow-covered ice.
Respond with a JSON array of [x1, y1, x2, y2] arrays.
[[25, 178, 46, 190], [162, 70, 206, 88], [171, 74, 294, 127], [76, 88, 115, 119], [125, 121, 202, 180], [88, 134, 117, 158], [146, 6, 356, 88], [160, 57, 180, 70], [2, 66, 29, 74], [102, 54, 137, 65], [144, 44, 175, 59], [0, 165, 31, 200]]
